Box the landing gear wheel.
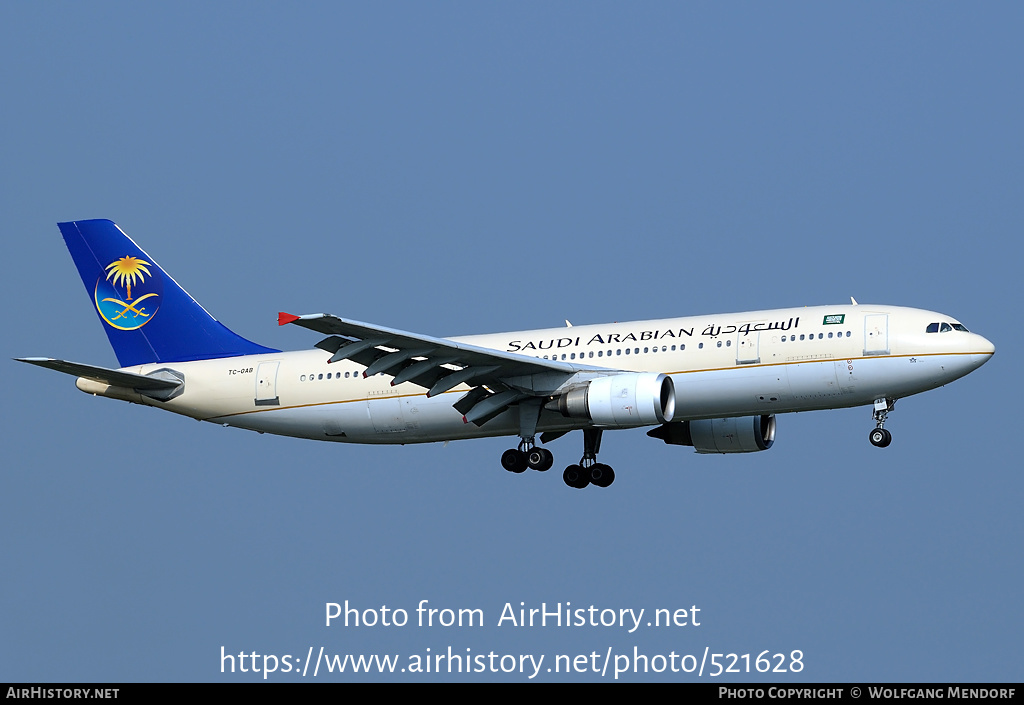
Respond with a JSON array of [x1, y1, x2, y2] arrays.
[[589, 463, 615, 488], [563, 465, 589, 489], [869, 428, 892, 448], [527, 448, 554, 472], [501, 448, 528, 473]]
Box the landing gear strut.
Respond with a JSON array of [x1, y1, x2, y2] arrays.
[[500, 399, 553, 473], [869, 397, 895, 448], [563, 428, 615, 489]]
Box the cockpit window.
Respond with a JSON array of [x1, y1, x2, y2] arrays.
[[927, 322, 969, 333]]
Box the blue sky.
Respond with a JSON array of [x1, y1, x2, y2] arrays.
[[2, 2, 1020, 682]]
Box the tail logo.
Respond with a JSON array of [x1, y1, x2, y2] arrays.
[[94, 256, 163, 331]]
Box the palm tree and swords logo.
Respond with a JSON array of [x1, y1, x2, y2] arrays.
[[94, 255, 163, 330]]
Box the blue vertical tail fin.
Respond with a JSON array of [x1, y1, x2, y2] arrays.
[[59, 219, 278, 367]]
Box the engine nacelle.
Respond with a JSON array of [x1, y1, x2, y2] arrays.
[[647, 414, 776, 453], [556, 372, 675, 427]]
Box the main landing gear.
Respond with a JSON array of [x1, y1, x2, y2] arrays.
[[869, 397, 896, 448], [501, 399, 554, 474], [499, 402, 616, 488], [500, 442, 554, 473], [562, 429, 614, 489], [500, 426, 615, 489]]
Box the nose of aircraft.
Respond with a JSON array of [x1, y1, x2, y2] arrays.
[[973, 333, 995, 368]]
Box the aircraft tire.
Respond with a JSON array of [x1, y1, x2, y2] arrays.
[[563, 465, 589, 489], [590, 463, 615, 488], [528, 448, 554, 472], [501, 449, 528, 473], [869, 428, 892, 448]]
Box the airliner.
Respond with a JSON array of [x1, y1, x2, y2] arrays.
[[19, 220, 995, 489]]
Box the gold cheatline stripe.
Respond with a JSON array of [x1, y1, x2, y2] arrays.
[[209, 350, 991, 421]]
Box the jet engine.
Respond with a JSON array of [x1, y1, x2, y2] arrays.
[[555, 372, 675, 427], [647, 414, 776, 453]]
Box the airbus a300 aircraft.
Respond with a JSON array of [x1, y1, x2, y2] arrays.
[[20, 220, 995, 489]]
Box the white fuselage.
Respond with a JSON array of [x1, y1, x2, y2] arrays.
[[81, 304, 994, 444]]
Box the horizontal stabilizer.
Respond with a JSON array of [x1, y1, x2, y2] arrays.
[[15, 357, 181, 391]]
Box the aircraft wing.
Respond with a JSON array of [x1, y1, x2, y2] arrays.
[[279, 312, 593, 425]]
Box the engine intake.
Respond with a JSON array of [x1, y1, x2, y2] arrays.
[[556, 372, 675, 427], [647, 415, 776, 453]]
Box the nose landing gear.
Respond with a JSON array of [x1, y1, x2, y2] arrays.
[[869, 427, 892, 448], [869, 398, 895, 448]]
